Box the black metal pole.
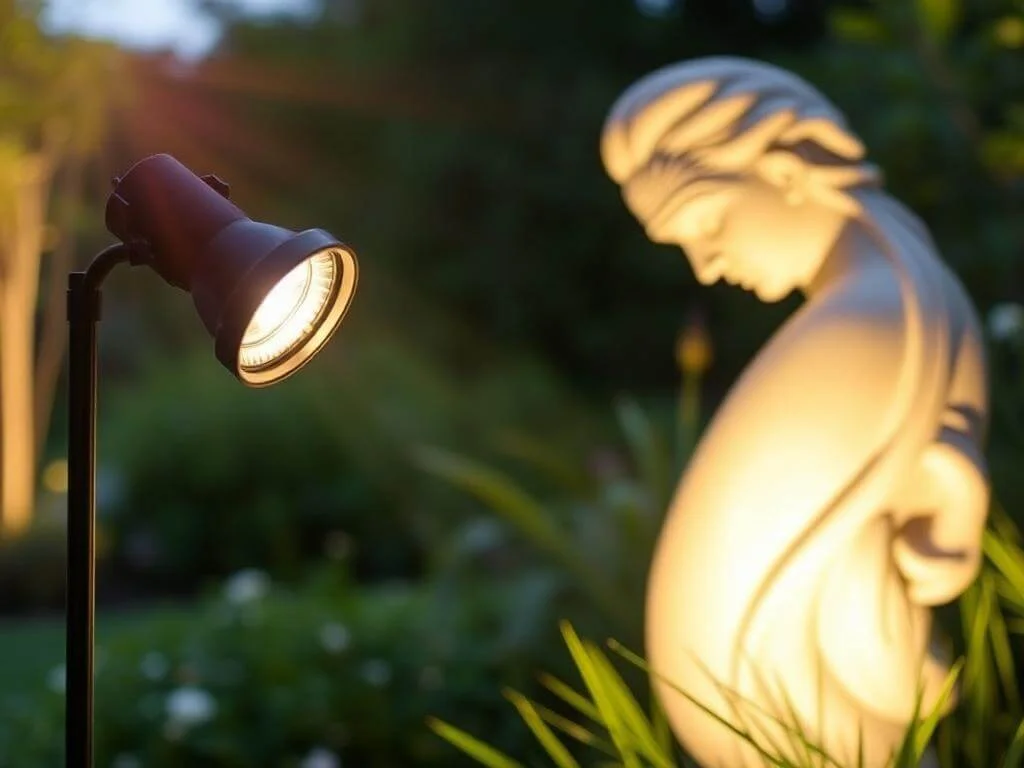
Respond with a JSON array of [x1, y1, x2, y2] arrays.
[[65, 244, 131, 768]]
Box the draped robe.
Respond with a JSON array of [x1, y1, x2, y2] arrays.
[[647, 190, 988, 768]]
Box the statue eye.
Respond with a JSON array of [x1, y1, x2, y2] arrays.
[[676, 189, 733, 241]]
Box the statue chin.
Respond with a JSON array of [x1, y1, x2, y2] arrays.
[[711, 272, 794, 302], [749, 280, 793, 303]]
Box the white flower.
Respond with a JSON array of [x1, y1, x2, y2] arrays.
[[635, 0, 676, 19], [111, 754, 142, 768], [460, 519, 503, 553], [165, 686, 217, 729], [140, 651, 169, 681], [46, 664, 66, 694], [360, 659, 392, 688], [988, 302, 1024, 341], [300, 747, 341, 768], [223, 568, 270, 605], [319, 622, 351, 654]]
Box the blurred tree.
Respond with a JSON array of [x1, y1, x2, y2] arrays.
[[183, 0, 1019, 396], [178, 0, 828, 398], [0, 1, 126, 532]]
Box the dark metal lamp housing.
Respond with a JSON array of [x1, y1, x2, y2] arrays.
[[105, 153, 358, 385], [65, 154, 358, 768]]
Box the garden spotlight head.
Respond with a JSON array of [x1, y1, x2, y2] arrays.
[[105, 153, 358, 386]]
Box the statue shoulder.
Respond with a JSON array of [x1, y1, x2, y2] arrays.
[[754, 264, 907, 383], [699, 264, 908, 462], [806, 262, 906, 331]]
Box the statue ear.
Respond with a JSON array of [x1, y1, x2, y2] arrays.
[[754, 150, 805, 192]]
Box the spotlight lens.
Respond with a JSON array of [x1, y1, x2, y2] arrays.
[[239, 250, 338, 371]]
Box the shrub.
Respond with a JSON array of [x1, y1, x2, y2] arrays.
[[100, 352, 425, 593], [99, 331, 603, 597], [0, 564, 578, 767]]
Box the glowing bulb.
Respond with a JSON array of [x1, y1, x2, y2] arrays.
[[239, 249, 338, 371]]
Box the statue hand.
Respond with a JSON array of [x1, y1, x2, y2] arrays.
[[892, 440, 988, 606]]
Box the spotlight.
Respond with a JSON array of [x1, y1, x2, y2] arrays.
[[65, 154, 358, 768], [104, 153, 358, 385]]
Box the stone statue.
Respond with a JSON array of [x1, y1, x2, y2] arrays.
[[600, 57, 989, 767]]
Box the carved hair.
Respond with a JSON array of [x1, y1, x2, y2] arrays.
[[601, 57, 881, 230]]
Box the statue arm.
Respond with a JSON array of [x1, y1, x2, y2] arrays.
[[892, 310, 989, 607]]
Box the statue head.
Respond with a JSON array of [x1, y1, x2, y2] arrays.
[[601, 57, 881, 302]]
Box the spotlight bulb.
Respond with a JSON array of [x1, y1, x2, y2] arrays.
[[239, 249, 339, 372]]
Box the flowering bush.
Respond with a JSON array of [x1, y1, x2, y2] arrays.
[[0, 565, 576, 767]]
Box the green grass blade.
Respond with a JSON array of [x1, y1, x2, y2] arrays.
[[689, 646, 842, 768], [1002, 717, 1024, 767], [913, 659, 964, 756], [532, 701, 619, 757], [504, 689, 581, 768], [539, 672, 603, 724], [958, 577, 994, 767], [990, 500, 1022, 546], [994, 579, 1024, 617], [984, 531, 1024, 609], [717, 652, 798, 764], [771, 673, 820, 767], [987, 591, 1021, 712], [890, 685, 927, 768], [586, 644, 676, 767], [605, 638, 790, 766], [1006, 617, 1024, 636], [650, 688, 677, 762], [560, 622, 641, 768], [427, 718, 525, 768], [963, 574, 995, 695]]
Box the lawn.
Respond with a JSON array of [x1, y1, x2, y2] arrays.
[[0, 605, 195, 699]]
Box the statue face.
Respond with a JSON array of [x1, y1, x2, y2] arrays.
[[644, 174, 845, 302]]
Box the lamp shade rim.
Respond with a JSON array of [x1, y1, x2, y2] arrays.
[[212, 228, 357, 386]]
